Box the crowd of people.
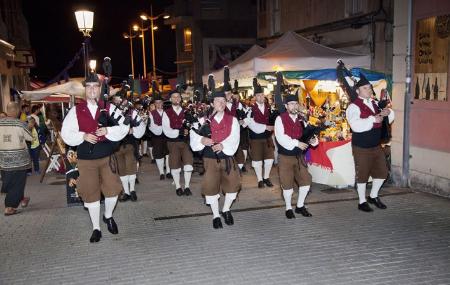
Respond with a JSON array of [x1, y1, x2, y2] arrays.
[[0, 67, 394, 243]]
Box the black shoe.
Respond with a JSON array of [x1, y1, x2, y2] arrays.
[[176, 188, 184, 196], [151, 159, 156, 164], [295, 206, 312, 217], [213, 217, 223, 229], [263, 178, 274, 187], [241, 166, 247, 172], [285, 209, 296, 219], [166, 173, 173, 179], [135, 178, 140, 184], [103, 216, 119, 234], [367, 196, 387, 209], [118, 193, 131, 202], [160, 174, 165, 180], [184, 187, 192, 196], [358, 202, 373, 212], [130, 191, 137, 201], [222, 211, 234, 225], [89, 229, 102, 243], [258, 181, 264, 188]]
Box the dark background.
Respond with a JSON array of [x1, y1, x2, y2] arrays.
[[23, 0, 176, 83]]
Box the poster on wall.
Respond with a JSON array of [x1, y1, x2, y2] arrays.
[[208, 44, 251, 71], [414, 15, 450, 101]]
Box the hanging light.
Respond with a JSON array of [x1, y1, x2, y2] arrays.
[[74, 10, 94, 37]]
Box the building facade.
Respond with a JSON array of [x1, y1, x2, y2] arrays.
[[257, 0, 393, 74], [392, 0, 450, 197], [165, 0, 257, 85], [0, 0, 33, 111]]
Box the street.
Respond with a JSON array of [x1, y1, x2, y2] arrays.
[[1, 159, 450, 285]]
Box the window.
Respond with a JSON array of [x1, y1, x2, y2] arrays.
[[345, 0, 363, 17], [272, 0, 280, 35], [184, 28, 192, 52]]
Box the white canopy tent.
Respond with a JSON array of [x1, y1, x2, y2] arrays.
[[203, 31, 371, 87]]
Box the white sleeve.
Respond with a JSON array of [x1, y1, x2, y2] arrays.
[[61, 107, 85, 146], [189, 129, 205, 152], [221, 118, 240, 156], [245, 117, 267, 134], [387, 108, 395, 124], [274, 116, 299, 151], [148, 113, 163, 136], [346, 104, 376, 133], [162, 112, 180, 139], [131, 111, 146, 139], [105, 107, 130, 142]]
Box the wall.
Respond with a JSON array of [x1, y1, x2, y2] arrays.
[[391, 0, 450, 197]]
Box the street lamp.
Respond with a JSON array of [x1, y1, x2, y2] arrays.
[[74, 10, 94, 79], [132, 21, 148, 78], [123, 27, 138, 79], [140, 6, 170, 80]]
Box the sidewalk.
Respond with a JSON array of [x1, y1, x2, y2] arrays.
[[1, 158, 449, 284]]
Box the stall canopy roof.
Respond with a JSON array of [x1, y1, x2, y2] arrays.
[[203, 31, 371, 87]]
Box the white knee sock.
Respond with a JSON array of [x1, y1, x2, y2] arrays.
[[165, 155, 170, 174], [263, 159, 274, 179], [283, 189, 294, 210], [357, 183, 367, 204], [171, 168, 181, 189], [297, 185, 310, 208], [129, 174, 136, 192], [370, 179, 385, 198], [142, 141, 147, 155], [149, 147, 154, 160], [243, 150, 248, 162], [238, 163, 243, 170], [120, 176, 130, 195], [223, 192, 237, 212], [183, 165, 193, 188], [252, 161, 263, 182], [84, 201, 101, 230], [205, 194, 220, 218], [104, 196, 118, 219], [156, 158, 165, 175]]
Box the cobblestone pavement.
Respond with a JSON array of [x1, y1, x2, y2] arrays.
[[1, 158, 450, 284]]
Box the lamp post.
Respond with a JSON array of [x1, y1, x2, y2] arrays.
[[140, 6, 170, 81], [132, 22, 148, 78], [123, 27, 138, 79], [74, 10, 94, 79]]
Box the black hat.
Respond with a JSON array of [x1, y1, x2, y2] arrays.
[[233, 79, 239, 94], [284, 89, 299, 104], [355, 73, 371, 88], [169, 84, 182, 97], [253, 78, 263, 94], [211, 90, 226, 99], [83, 72, 100, 86]]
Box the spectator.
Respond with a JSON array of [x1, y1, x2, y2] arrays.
[[27, 117, 41, 174], [0, 102, 32, 216], [19, 104, 30, 122]]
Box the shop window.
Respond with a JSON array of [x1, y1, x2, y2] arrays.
[[184, 28, 192, 52], [345, 0, 363, 17]]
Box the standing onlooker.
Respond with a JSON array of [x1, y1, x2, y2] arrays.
[[27, 117, 41, 174], [0, 102, 32, 216], [19, 104, 30, 122]]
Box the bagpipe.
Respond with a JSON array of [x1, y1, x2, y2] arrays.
[[336, 59, 391, 141]]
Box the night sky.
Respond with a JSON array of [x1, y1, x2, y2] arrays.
[[22, 0, 176, 84]]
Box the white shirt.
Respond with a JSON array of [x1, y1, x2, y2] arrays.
[[274, 114, 300, 151], [130, 109, 146, 139], [346, 97, 395, 133], [148, 109, 164, 136], [162, 105, 183, 139], [61, 101, 129, 146], [190, 112, 240, 156], [244, 102, 267, 134]]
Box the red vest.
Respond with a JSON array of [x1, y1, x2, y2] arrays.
[[210, 113, 233, 143], [164, 106, 185, 129], [280, 112, 303, 139], [252, 102, 269, 125], [352, 97, 381, 129], [75, 100, 110, 142], [151, 109, 163, 126], [225, 100, 238, 116]]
